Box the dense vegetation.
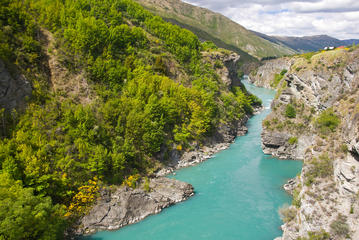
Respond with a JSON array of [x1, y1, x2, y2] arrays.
[[0, 0, 258, 238]]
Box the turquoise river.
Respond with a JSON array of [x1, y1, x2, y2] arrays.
[[85, 80, 303, 240]]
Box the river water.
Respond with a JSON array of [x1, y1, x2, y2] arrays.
[[85, 80, 302, 240]]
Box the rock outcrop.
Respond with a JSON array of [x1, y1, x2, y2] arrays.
[[249, 57, 293, 89], [78, 177, 194, 235], [0, 60, 31, 110], [252, 47, 359, 240], [202, 51, 242, 89]]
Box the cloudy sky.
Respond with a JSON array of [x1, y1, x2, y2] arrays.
[[183, 0, 359, 39]]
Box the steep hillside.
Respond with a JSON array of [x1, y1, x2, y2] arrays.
[[0, 0, 261, 238], [253, 32, 359, 53], [135, 0, 296, 60], [250, 46, 359, 239]]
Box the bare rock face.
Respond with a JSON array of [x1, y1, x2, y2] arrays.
[[261, 131, 306, 160], [249, 57, 293, 89], [0, 60, 31, 110], [79, 177, 194, 235], [202, 51, 242, 90], [256, 48, 359, 240]]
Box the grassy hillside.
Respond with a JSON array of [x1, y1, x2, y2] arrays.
[[135, 0, 296, 60], [0, 0, 260, 238]]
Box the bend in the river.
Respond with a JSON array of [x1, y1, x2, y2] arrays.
[[85, 79, 302, 240]]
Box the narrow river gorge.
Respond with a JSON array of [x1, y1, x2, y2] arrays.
[[85, 79, 303, 240]]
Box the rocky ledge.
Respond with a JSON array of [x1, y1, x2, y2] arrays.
[[78, 177, 194, 235]]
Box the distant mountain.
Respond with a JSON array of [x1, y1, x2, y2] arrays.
[[252, 32, 359, 52], [135, 0, 296, 60]]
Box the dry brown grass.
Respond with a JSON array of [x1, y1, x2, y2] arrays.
[[41, 29, 94, 104]]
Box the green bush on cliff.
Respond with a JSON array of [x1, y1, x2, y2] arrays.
[[305, 154, 333, 186], [279, 204, 296, 223], [202, 41, 218, 51], [330, 214, 350, 238], [284, 104, 296, 118], [315, 108, 340, 134], [271, 69, 287, 88], [297, 230, 330, 240], [288, 136, 298, 145]]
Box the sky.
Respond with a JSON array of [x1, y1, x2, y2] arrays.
[[182, 0, 359, 39]]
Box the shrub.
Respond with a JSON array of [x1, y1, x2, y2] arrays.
[[280, 69, 288, 75], [144, 177, 150, 192], [305, 154, 333, 186], [202, 41, 218, 51], [153, 56, 167, 73], [297, 230, 330, 240], [237, 69, 244, 79], [271, 69, 287, 88], [285, 104, 296, 118], [330, 214, 350, 237], [288, 136, 298, 145], [123, 174, 140, 188], [301, 52, 316, 60], [263, 120, 271, 128], [279, 204, 297, 223], [292, 188, 301, 207], [315, 108, 340, 134], [340, 144, 348, 152], [214, 60, 223, 69], [65, 178, 99, 217]]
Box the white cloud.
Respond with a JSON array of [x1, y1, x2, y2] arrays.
[[183, 0, 359, 39]]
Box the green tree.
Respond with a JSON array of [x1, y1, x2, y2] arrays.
[[0, 173, 65, 240]]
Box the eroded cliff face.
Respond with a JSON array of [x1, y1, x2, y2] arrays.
[[249, 57, 293, 89], [251, 47, 359, 240], [202, 51, 242, 89]]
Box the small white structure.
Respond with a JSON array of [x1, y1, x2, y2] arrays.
[[323, 46, 335, 51]]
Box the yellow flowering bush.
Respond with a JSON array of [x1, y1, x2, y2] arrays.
[[65, 177, 99, 217], [123, 174, 140, 188]]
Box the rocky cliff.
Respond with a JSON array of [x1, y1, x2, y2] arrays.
[[0, 60, 32, 110], [251, 47, 359, 240], [249, 57, 293, 89]]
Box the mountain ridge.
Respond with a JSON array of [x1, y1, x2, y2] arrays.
[[252, 31, 359, 52], [135, 0, 296, 60]]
